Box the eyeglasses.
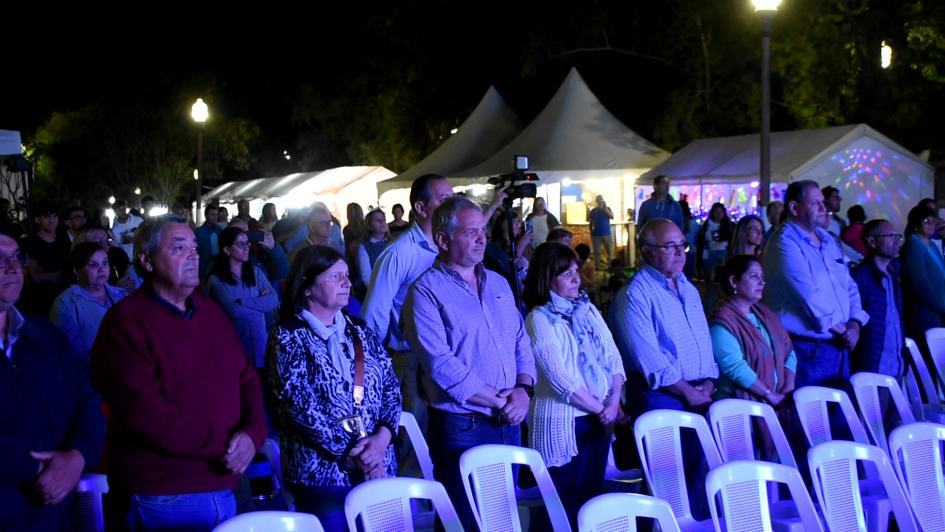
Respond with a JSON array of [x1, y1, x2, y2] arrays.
[[873, 233, 904, 242], [0, 252, 25, 268], [644, 240, 689, 253]]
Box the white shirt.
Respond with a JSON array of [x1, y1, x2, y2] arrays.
[[112, 214, 143, 260]]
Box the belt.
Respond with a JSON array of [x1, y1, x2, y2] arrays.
[[429, 408, 506, 425], [790, 334, 844, 347]]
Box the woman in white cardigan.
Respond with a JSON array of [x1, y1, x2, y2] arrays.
[[522, 242, 626, 525]]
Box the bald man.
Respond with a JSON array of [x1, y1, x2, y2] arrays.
[[610, 218, 718, 520]]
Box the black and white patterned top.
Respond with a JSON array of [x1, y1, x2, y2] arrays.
[[267, 312, 401, 487]]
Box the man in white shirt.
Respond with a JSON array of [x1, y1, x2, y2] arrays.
[[111, 200, 143, 260]]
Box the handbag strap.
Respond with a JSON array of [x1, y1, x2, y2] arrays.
[[348, 316, 366, 407]]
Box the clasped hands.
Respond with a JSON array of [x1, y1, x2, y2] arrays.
[[494, 387, 530, 425], [349, 427, 392, 480]]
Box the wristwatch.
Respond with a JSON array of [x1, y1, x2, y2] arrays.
[[515, 383, 535, 399]]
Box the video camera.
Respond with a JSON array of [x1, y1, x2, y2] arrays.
[[487, 155, 539, 200]]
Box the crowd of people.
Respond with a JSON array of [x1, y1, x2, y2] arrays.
[[1, 171, 939, 531]]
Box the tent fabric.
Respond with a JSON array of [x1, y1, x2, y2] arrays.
[[641, 124, 930, 184], [454, 68, 670, 178], [202, 167, 395, 204], [377, 86, 522, 194], [0, 130, 23, 156]]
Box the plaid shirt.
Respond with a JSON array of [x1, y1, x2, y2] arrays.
[[611, 265, 718, 389], [402, 261, 536, 416]]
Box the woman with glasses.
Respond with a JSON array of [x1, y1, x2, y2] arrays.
[[522, 242, 625, 527], [50, 242, 128, 361], [267, 245, 400, 529], [207, 227, 279, 370], [900, 205, 945, 351]]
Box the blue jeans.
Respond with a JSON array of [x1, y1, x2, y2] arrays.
[[129, 490, 236, 532], [428, 408, 522, 531], [547, 416, 611, 529], [639, 387, 711, 522]]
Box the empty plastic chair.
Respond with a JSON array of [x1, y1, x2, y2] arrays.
[[888, 422, 945, 531], [708, 399, 797, 467], [924, 327, 945, 392], [74, 473, 109, 532], [344, 477, 462, 532], [706, 461, 823, 532], [903, 337, 945, 422], [807, 440, 918, 532], [459, 444, 570, 532], [213, 511, 324, 532], [850, 372, 915, 455], [793, 386, 872, 446], [398, 412, 435, 481], [577, 493, 681, 532], [634, 409, 722, 531]]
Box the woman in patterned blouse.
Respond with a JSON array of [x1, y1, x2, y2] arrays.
[[266, 245, 401, 529]]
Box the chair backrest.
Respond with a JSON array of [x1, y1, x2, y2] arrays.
[[807, 441, 918, 532], [398, 412, 435, 481], [924, 327, 945, 392], [459, 444, 570, 532], [850, 372, 915, 454], [888, 422, 945, 532], [212, 511, 324, 532], [344, 477, 462, 532], [905, 337, 944, 405], [706, 460, 823, 532], [577, 493, 681, 532], [75, 474, 109, 532], [793, 386, 872, 446], [633, 409, 722, 522], [708, 398, 797, 468]]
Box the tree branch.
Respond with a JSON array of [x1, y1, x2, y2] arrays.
[[550, 47, 685, 72]]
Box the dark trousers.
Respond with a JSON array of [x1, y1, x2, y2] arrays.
[[547, 416, 611, 529], [427, 408, 521, 531], [287, 484, 351, 531]]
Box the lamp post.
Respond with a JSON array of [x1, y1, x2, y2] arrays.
[[752, 0, 781, 208], [191, 98, 209, 224]]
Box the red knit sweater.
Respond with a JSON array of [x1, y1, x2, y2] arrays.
[[91, 288, 267, 495]]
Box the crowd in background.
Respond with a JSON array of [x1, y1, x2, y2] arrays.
[[2, 171, 941, 531]]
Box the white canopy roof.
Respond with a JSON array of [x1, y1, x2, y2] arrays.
[[377, 86, 522, 194], [454, 68, 669, 178], [203, 166, 395, 204], [0, 130, 22, 156]]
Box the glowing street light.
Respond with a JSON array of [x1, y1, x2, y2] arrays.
[[751, 0, 782, 207], [191, 98, 209, 223], [881, 41, 893, 69], [134, 187, 141, 195], [108, 195, 115, 205]]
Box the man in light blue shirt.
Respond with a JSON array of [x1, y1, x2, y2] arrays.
[[362, 174, 454, 428], [763, 180, 869, 390], [610, 218, 718, 520]]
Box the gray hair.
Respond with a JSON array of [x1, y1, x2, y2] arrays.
[[134, 214, 188, 278], [432, 196, 480, 241]]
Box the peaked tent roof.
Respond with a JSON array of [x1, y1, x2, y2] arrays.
[[454, 68, 669, 178], [204, 167, 395, 203], [377, 86, 523, 194], [642, 124, 933, 183]]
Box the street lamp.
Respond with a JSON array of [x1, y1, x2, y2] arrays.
[[752, 0, 781, 207], [191, 98, 209, 223]]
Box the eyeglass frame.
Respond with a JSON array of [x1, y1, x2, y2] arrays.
[[642, 240, 690, 254]]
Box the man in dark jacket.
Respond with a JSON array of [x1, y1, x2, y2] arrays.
[[851, 219, 905, 376], [0, 232, 106, 531]]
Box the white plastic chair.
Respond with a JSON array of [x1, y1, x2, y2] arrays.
[[903, 337, 945, 422], [459, 444, 570, 532], [74, 473, 109, 532], [212, 511, 324, 532], [706, 461, 823, 532], [604, 445, 642, 485], [577, 493, 681, 532], [807, 441, 918, 532], [924, 327, 945, 392], [398, 412, 435, 481], [851, 372, 915, 455], [888, 422, 945, 531], [344, 477, 462, 532], [634, 409, 722, 531], [708, 399, 797, 467]]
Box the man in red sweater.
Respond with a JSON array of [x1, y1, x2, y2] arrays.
[[92, 215, 267, 530]]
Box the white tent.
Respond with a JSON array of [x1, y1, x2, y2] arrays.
[[0, 130, 22, 156], [643, 124, 933, 228], [452, 68, 670, 226], [202, 166, 396, 226]]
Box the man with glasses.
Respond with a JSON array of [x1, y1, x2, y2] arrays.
[[763, 180, 869, 390], [0, 233, 106, 530], [610, 218, 718, 520], [63, 207, 88, 243], [850, 220, 904, 377]]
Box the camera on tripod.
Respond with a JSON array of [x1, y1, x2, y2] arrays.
[[487, 155, 539, 200]]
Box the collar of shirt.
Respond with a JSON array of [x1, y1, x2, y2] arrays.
[[433, 260, 487, 298], [640, 264, 686, 292], [405, 222, 438, 254], [146, 284, 197, 319], [2, 306, 24, 359], [784, 220, 832, 251]]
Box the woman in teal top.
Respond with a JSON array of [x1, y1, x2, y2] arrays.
[[900, 204, 945, 350], [708, 255, 797, 407]]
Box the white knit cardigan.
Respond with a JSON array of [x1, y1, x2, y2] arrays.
[[524, 301, 625, 467]]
